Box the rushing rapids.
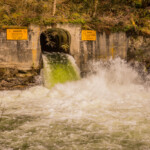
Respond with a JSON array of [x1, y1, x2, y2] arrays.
[[0, 58, 150, 149]]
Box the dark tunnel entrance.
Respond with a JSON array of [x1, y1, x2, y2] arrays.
[[40, 28, 71, 54]]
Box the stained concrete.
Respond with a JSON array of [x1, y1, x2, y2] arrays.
[[0, 24, 128, 72], [0, 25, 41, 70], [1, 24, 150, 89], [80, 32, 128, 73]]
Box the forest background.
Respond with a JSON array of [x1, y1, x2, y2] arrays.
[[0, 0, 149, 36]]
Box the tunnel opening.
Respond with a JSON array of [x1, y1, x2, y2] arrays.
[[40, 28, 71, 54]]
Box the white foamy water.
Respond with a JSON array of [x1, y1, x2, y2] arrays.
[[0, 58, 150, 149]]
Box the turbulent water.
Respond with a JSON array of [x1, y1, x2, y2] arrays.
[[0, 58, 150, 150], [42, 52, 80, 88]]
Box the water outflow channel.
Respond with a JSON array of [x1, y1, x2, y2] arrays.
[[42, 52, 80, 88], [40, 28, 80, 88], [0, 58, 150, 149]]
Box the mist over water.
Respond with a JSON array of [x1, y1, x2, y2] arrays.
[[1, 58, 150, 149]]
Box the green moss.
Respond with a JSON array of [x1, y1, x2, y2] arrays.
[[68, 18, 86, 24], [43, 18, 57, 26]]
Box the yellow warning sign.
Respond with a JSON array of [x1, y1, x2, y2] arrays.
[[7, 29, 28, 40], [82, 30, 96, 41]]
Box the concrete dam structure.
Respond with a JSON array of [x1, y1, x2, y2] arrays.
[[0, 24, 128, 73]]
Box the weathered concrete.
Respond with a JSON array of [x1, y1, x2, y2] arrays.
[[80, 32, 128, 73], [1, 23, 150, 89], [0, 24, 128, 73], [0, 25, 41, 70]]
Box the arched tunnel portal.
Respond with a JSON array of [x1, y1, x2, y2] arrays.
[[40, 28, 71, 54]]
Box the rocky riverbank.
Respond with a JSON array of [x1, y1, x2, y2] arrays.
[[0, 68, 41, 90]]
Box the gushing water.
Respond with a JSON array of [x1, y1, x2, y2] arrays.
[[42, 52, 80, 88], [0, 58, 150, 149]]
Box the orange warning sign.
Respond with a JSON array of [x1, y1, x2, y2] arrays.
[[7, 29, 28, 40], [82, 30, 96, 41]]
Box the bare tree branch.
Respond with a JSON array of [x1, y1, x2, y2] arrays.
[[92, 0, 98, 17], [52, 0, 57, 16]]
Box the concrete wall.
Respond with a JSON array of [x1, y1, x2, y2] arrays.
[[80, 32, 128, 72], [0, 25, 41, 70], [0, 24, 128, 71]]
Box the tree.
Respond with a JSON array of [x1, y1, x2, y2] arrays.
[[52, 0, 56, 16], [92, 0, 98, 17]]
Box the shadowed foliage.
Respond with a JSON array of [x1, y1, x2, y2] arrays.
[[40, 28, 71, 53]]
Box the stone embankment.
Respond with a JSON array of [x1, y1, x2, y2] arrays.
[[0, 68, 40, 90]]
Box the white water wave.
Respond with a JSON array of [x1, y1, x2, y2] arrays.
[[0, 58, 150, 149]]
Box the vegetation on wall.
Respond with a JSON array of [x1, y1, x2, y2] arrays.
[[0, 0, 150, 35]]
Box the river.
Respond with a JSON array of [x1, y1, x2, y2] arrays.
[[0, 58, 150, 149]]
